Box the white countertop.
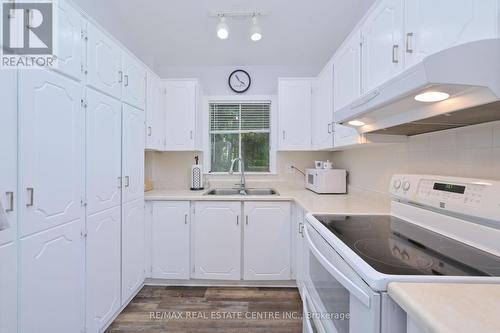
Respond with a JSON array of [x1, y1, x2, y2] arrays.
[[388, 282, 500, 333], [144, 186, 390, 215]]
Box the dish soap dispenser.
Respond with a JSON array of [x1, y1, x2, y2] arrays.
[[190, 155, 204, 191]]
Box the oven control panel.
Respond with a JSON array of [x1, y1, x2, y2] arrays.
[[389, 174, 500, 222]]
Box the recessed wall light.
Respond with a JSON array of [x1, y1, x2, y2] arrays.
[[348, 120, 365, 127], [216, 16, 229, 40], [414, 91, 450, 103]]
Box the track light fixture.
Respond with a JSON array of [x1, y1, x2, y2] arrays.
[[216, 16, 229, 40], [250, 15, 262, 41]]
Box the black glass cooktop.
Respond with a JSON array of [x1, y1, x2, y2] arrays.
[[313, 215, 500, 276]]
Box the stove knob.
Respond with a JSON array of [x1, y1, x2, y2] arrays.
[[403, 181, 411, 191], [393, 179, 402, 190]]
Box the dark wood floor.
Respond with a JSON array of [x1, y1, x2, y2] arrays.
[[106, 286, 303, 333]]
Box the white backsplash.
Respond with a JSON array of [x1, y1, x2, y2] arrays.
[[146, 151, 333, 190], [332, 120, 500, 194]]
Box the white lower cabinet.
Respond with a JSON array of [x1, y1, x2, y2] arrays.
[[19, 219, 85, 333], [121, 199, 145, 303], [295, 205, 306, 297], [152, 201, 190, 279], [193, 202, 241, 280], [86, 206, 121, 333], [243, 202, 292, 280], [0, 242, 17, 333]]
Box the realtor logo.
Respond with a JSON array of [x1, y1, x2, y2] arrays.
[[1, 1, 56, 68]]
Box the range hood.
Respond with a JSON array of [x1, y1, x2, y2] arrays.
[[336, 39, 500, 136]]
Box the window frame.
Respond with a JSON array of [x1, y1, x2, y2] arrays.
[[203, 95, 277, 175]]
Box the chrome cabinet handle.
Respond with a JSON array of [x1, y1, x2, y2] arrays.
[[327, 123, 332, 134], [392, 44, 399, 63], [124, 176, 130, 188], [124, 75, 129, 87], [5, 192, 14, 212], [282, 131, 286, 140], [406, 33, 414, 53], [26, 188, 34, 207], [147, 126, 152, 136], [184, 214, 188, 224], [245, 216, 249, 225], [118, 71, 123, 83], [190, 130, 193, 140], [299, 223, 304, 237], [236, 216, 239, 225]]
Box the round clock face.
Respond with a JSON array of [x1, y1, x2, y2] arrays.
[[228, 70, 251, 93]]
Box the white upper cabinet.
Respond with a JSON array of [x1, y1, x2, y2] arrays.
[[243, 202, 291, 281], [52, 0, 85, 81], [152, 202, 190, 280], [86, 88, 122, 215], [278, 78, 312, 150], [19, 219, 84, 333], [405, 0, 499, 68], [146, 73, 165, 150], [312, 63, 334, 150], [18, 69, 84, 237], [122, 53, 147, 110], [87, 23, 122, 99], [333, 30, 362, 112], [164, 80, 198, 151], [122, 198, 145, 303], [361, 0, 404, 93], [122, 104, 145, 203], [86, 206, 121, 333], [193, 202, 241, 280]]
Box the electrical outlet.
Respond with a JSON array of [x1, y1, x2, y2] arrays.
[[285, 163, 294, 174]]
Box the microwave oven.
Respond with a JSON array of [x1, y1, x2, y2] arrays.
[[305, 169, 347, 194]]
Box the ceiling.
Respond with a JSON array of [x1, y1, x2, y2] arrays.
[[73, 0, 375, 73]]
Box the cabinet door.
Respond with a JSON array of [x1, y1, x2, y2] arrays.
[[86, 206, 121, 333], [295, 206, 305, 297], [52, 0, 84, 81], [152, 201, 190, 279], [122, 53, 146, 110], [405, 0, 498, 67], [86, 88, 122, 215], [122, 199, 145, 302], [0, 242, 17, 333], [333, 31, 362, 112], [243, 202, 291, 280], [122, 104, 145, 203], [0, 70, 17, 333], [19, 219, 84, 333], [278, 79, 312, 150], [312, 64, 334, 150], [164, 81, 196, 151], [87, 23, 122, 99], [146, 74, 165, 150], [362, 0, 404, 93], [193, 202, 241, 280], [19, 69, 84, 237]]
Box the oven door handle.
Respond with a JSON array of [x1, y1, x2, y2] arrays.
[[304, 225, 371, 307]]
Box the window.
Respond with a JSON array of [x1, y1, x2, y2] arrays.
[[209, 102, 271, 173]]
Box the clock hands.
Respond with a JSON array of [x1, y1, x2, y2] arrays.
[[235, 74, 246, 87]]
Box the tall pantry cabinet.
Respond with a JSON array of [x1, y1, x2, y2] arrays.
[[1, 0, 147, 332]]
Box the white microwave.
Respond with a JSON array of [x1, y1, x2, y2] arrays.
[[305, 169, 347, 194]]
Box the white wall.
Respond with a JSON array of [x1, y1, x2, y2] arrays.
[[157, 65, 319, 95], [332, 121, 500, 194]]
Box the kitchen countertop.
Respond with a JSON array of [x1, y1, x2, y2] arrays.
[[388, 282, 500, 333], [144, 186, 390, 215]]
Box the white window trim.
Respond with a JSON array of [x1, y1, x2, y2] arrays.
[[203, 95, 278, 175]]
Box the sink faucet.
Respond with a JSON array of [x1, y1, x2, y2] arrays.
[[229, 157, 246, 195]]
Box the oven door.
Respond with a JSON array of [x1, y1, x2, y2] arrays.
[[303, 223, 381, 333]]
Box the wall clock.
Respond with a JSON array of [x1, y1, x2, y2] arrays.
[[228, 70, 251, 93]]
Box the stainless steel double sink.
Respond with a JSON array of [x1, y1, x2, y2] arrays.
[[204, 188, 279, 196]]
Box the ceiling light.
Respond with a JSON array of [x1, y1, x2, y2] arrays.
[[216, 16, 229, 40], [348, 120, 365, 127], [414, 91, 450, 103], [250, 16, 262, 41]]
